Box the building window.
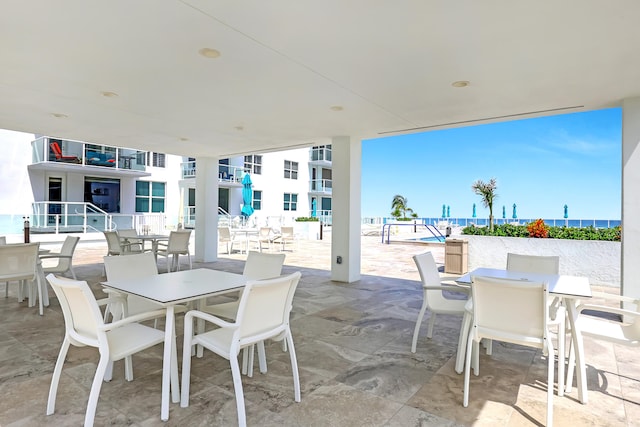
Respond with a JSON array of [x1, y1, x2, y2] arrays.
[[244, 154, 262, 174], [284, 160, 298, 179], [284, 193, 297, 211], [146, 152, 166, 168], [253, 190, 262, 210], [136, 181, 166, 213], [311, 144, 332, 161]]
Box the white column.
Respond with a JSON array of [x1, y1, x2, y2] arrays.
[[330, 136, 361, 282], [622, 98, 640, 307], [194, 156, 219, 262]]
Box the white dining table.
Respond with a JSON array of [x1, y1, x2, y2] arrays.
[[230, 228, 258, 254], [102, 268, 247, 421], [454, 267, 592, 404]]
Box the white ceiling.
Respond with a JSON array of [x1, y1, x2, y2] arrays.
[[1, 1, 639, 157]]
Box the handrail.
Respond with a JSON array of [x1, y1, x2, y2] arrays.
[[381, 222, 446, 244]]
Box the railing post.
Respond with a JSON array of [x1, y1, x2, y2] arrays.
[[55, 215, 59, 234], [83, 203, 88, 233]]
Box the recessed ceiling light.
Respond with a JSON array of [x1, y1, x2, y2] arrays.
[[330, 105, 344, 111], [235, 125, 244, 131], [101, 91, 119, 98], [198, 48, 221, 59], [179, 137, 189, 142], [451, 81, 470, 88], [51, 113, 68, 118]]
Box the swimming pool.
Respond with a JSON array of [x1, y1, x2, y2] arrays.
[[408, 236, 446, 243]]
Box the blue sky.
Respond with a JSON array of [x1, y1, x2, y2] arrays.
[[362, 108, 622, 220]]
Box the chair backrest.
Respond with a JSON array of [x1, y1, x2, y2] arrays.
[[281, 226, 294, 238], [243, 251, 286, 280], [218, 227, 231, 241], [104, 252, 158, 281], [506, 253, 559, 274], [470, 275, 549, 349], [50, 142, 63, 159], [259, 227, 272, 239], [236, 271, 301, 344], [103, 231, 122, 255], [46, 274, 104, 346], [118, 229, 140, 240], [57, 236, 80, 269], [167, 230, 191, 252], [412, 251, 459, 309], [0, 242, 40, 281]]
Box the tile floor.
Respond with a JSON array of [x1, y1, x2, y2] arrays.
[[1, 235, 639, 426]]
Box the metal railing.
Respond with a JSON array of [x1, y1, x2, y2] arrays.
[[180, 160, 246, 183], [31, 136, 147, 171], [309, 179, 332, 193], [362, 217, 621, 229]]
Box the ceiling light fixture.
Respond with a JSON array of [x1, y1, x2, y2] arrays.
[[101, 91, 119, 98], [330, 105, 344, 111], [235, 125, 244, 131], [51, 113, 68, 118], [179, 137, 189, 142], [451, 81, 470, 88], [198, 48, 221, 59]]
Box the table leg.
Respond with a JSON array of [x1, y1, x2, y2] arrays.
[[161, 306, 180, 421], [565, 300, 587, 404]]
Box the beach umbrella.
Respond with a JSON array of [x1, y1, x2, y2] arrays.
[[311, 198, 317, 218], [442, 204, 446, 218], [564, 204, 569, 219], [241, 173, 254, 217], [447, 205, 450, 218], [512, 203, 517, 219], [502, 205, 506, 219], [472, 203, 476, 218]]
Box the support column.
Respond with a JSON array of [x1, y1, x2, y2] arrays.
[[330, 136, 361, 282], [622, 98, 640, 307], [194, 156, 219, 262]]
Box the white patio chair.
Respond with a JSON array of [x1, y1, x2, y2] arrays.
[[103, 252, 180, 330], [455, 253, 563, 378], [565, 292, 640, 396], [103, 231, 127, 256], [45, 274, 175, 427], [0, 242, 44, 314], [411, 251, 469, 353], [117, 228, 144, 252], [218, 226, 243, 254], [279, 226, 297, 251], [40, 235, 80, 279], [199, 251, 286, 374], [463, 276, 557, 427], [252, 226, 277, 252], [181, 271, 302, 427], [155, 230, 192, 273]]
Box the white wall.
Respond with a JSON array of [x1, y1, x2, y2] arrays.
[[0, 130, 36, 214]]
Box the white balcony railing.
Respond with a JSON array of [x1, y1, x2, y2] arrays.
[[309, 179, 332, 193]]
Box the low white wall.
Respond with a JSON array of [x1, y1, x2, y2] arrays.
[[293, 221, 321, 240], [459, 235, 621, 287]]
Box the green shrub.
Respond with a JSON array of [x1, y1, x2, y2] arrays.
[[462, 223, 620, 241], [294, 216, 319, 222]]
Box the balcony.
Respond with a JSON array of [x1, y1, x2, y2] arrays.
[[181, 161, 245, 186], [309, 179, 332, 194], [30, 136, 148, 175], [309, 145, 332, 164]]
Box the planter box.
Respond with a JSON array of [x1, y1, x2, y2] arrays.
[[458, 234, 620, 287], [293, 221, 321, 240]]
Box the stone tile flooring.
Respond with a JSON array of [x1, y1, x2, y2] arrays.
[[1, 235, 639, 426]]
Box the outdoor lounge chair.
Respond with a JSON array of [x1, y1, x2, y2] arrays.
[[49, 141, 80, 163]]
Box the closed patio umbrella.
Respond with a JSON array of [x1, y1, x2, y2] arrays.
[[241, 173, 254, 218], [447, 205, 450, 218], [502, 205, 506, 219], [472, 203, 476, 218], [442, 204, 446, 218], [564, 204, 569, 219], [512, 203, 517, 219], [311, 198, 317, 218]]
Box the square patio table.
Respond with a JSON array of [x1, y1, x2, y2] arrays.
[[102, 268, 247, 421]]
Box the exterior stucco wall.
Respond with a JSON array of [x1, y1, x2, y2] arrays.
[[461, 235, 620, 287]]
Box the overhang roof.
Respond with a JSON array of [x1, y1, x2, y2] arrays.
[[1, 1, 638, 157]]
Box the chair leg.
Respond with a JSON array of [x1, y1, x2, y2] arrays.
[[124, 356, 134, 381], [47, 336, 71, 415], [427, 313, 437, 339], [455, 310, 472, 374], [85, 353, 110, 427], [557, 319, 566, 397], [257, 341, 267, 374], [547, 345, 555, 426], [286, 332, 301, 402], [230, 353, 248, 427], [463, 334, 475, 407], [411, 291, 428, 353]]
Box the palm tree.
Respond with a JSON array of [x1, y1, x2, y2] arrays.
[[471, 178, 498, 231], [391, 194, 416, 220]]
